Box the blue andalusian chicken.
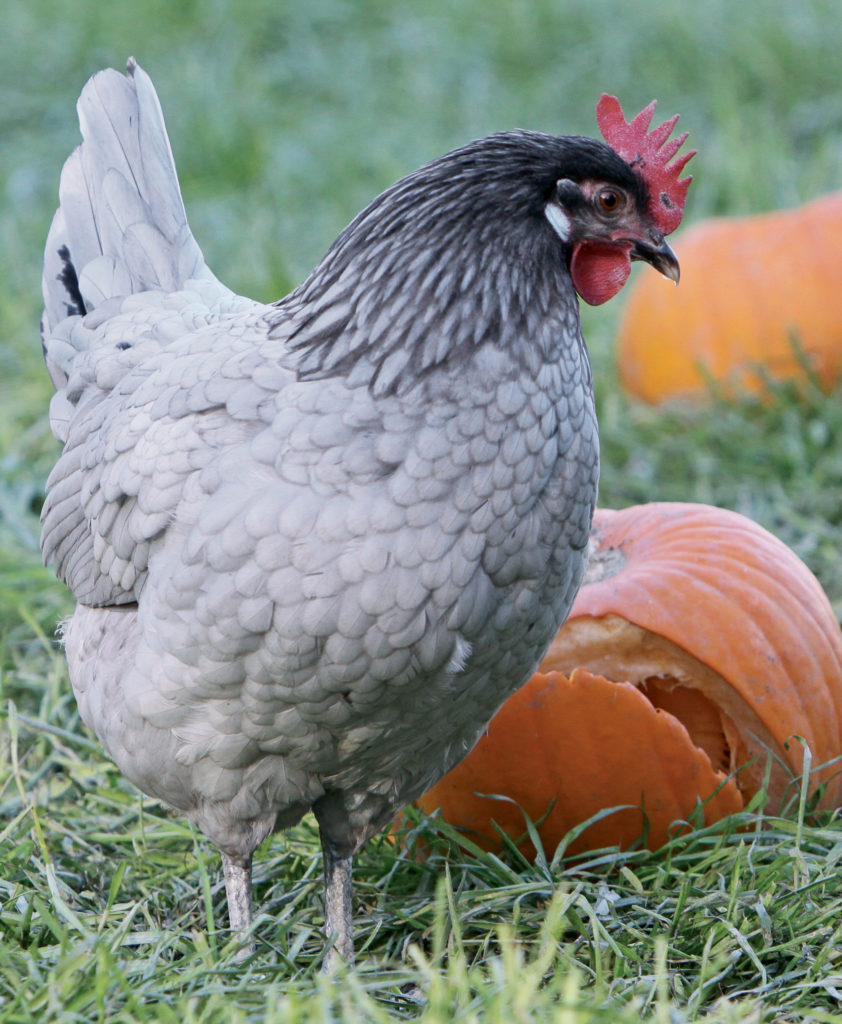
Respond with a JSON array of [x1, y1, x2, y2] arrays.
[[40, 60, 692, 964]]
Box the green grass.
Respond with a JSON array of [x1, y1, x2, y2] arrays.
[[2, 673, 842, 1022], [2, 0, 842, 1020]]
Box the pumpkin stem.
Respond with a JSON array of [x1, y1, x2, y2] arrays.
[[583, 536, 626, 585]]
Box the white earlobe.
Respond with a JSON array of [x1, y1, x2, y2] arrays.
[[544, 202, 571, 242]]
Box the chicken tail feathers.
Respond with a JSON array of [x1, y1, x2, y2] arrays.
[[41, 58, 217, 343]]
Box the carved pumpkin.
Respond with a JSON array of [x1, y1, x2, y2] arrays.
[[617, 192, 842, 403], [418, 503, 842, 855]]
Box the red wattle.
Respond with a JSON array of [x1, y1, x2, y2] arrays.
[[570, 240, 633, 306]]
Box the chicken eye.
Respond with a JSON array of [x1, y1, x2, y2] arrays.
[[598, 188, 623, 213]]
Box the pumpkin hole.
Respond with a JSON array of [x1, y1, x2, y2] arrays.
[[638, 676, 734, 777]]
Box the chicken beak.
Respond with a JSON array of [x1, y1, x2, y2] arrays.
[[631, 235, 680, 284]]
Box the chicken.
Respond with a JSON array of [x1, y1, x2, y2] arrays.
[[40, 59, 693, 966]]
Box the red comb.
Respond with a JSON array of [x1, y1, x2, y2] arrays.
[[596, 94, 695, 235]]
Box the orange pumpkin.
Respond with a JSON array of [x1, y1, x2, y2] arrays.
[[418, 503, 842, 856], [617, 192, 842, 403]]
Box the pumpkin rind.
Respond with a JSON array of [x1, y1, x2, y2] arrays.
[[542, 503, 842, 808], [617, 192, 842, 403], [417, 668, 743, 856]]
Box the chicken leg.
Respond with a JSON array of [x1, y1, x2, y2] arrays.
[[221, 852, 255, 958], [321, 842, 354, 972]]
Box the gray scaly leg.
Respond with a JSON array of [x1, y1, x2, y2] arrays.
[[221, 851, 255, 958], [321, 842, 354, 972]]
